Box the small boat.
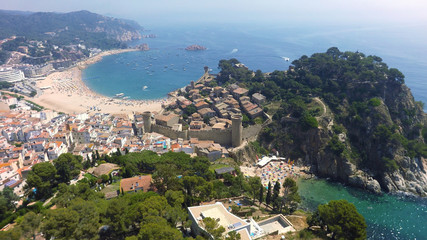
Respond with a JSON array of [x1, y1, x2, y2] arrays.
[[282, 57, 290, 61], [143, 86, 148, 90], [123, 96, 130, 100], [115, 93, 124, 97]]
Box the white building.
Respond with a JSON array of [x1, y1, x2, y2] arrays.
[[0, 68, 25, 83]]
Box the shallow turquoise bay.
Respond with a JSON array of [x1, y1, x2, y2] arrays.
[[298, 178, 427, 239]]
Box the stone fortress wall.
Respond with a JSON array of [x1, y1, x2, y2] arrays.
[[189, 128, 232, 146], [151, 124, 189, 140], [142, 111, 266, 147]]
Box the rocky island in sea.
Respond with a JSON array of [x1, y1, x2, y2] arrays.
[[136, 43, 150, 51], [185, 44, 207, 51]]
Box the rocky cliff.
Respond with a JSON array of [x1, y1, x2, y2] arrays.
[[217, 49, 427, 196]]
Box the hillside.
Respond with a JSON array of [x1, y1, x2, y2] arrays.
[[217, 48, 427, 196], [0, 10, 142, 48]]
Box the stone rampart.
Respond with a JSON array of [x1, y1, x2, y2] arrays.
[[151, 124, 188, 139], [189, 128, 232, 146]]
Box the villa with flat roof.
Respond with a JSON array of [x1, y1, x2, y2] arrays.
[[188, 202, 295, 240], [188, 202, 251, 240]]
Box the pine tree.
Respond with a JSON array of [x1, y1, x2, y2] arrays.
[[95, 150, 100, 160], [272, 181, 281, 210], [266, 182, 272, 205], [258, 183, 264, 206]]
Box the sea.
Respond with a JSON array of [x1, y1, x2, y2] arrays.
[[298, 179, 427, 239], [82, 23, 427, 239]]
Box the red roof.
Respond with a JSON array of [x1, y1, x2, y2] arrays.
[[120, 175, 153, 193]]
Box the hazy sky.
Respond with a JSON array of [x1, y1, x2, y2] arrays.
[[2, 0, 427, 27]]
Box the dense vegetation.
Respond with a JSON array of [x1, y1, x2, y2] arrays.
[[1, 151, 299, 239], [217, 48, 427, 178], [0, 10, 139, 52], [0, 50, 9, 65], [0, 81, 13, 89]]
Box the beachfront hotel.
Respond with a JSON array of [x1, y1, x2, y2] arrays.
[[0, 68, 25, 83]]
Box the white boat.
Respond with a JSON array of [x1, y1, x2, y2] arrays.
[[115, 93, 124, 97], [143, 86, 148, 90], [282, 57, 290, 61]]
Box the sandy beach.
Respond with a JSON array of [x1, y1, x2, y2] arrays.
[[32, 49, 168, 115]]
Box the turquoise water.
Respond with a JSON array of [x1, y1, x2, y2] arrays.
[[83, 24, 427, 109], [298, 178, 427, 239]]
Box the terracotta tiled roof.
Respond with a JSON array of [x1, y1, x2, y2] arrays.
[[120, 175, 152, 193]]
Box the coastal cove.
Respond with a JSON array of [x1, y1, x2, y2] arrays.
[[298, 178, 427, 239]]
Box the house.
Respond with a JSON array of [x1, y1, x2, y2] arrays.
[[198, 108, 216, 119], [190, 121, 204, 130], [188, 202, 251, 240], [252, 93, 266, 105], [195, 100, 210, 110], [232, 88, 249, 99], [120, 175, 153, 193], [247, 107, 263, 119]]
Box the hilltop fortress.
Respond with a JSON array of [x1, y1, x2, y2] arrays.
[[138, 66, 269, 148]]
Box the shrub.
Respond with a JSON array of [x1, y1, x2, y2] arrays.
[[368, 97, 381, 107]]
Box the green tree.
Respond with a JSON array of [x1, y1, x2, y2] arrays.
[[70, 199, 101, 240], [53, 153, 83, 184], [225, 231, 241, 240], [280, 178, 301, 213], [0, 187, 18, 215], [104, 198, 129, 237], [309, 200, 367, 240], [19, 211, 41, 240], [203, 217, 225, 240], [139, 216, 183, 240], [248, 177, 262, 205], [0, 228, 21, 240], [258, 183, 264, 206], [266, 182, 272, 206], [165, 190, 185, 207], [25, 162, 57, 199], [41, 208, 79, 240], [272, 181, 281, 211]]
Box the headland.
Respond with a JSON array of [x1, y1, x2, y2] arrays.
[[32, 49, 167, 115]]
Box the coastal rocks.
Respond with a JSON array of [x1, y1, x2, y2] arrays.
[[381, 157, 427, 196], [348, 171, 382, 194], [185, 45, 207, 51], [136, 43, 150, 51]]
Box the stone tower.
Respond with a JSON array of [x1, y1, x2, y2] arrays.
[[231, 115, 243, 147], [204, 66, 209, 73], [142, 111, 152, 133]]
